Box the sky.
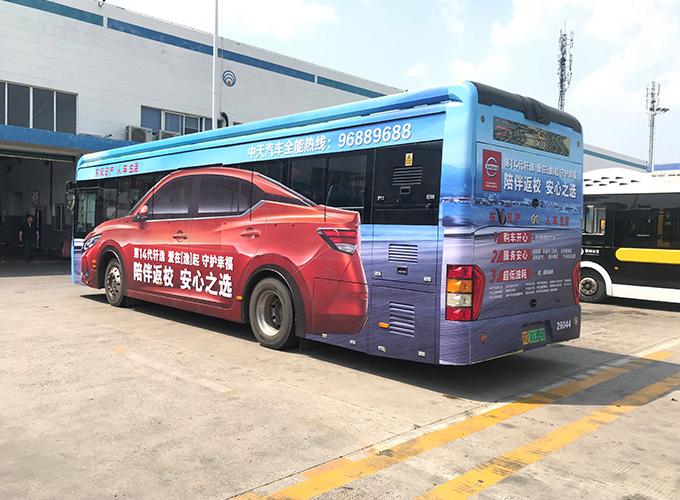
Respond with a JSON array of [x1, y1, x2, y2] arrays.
[[106, 0, 680, 164]]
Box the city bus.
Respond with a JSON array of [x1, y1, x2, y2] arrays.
[[581, 167, 680, 303], [73, 81, 583, 364]]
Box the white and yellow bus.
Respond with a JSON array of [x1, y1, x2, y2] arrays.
[[581, 168, 680, 303]]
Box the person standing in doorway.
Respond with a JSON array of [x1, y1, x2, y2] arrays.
[[19, 214, 39, 262]]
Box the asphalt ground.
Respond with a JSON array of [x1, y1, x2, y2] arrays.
[[1, 262, 679, 499]]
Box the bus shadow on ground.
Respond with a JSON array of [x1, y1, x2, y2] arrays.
[[82, 292, 680, 406]]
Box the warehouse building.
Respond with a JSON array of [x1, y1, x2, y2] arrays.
[[0, 0, 397, 255]]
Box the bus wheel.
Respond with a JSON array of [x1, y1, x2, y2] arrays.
[[249, 277, 297, 350], [580, 270, 606, 303], [104, 258, 128, 307]]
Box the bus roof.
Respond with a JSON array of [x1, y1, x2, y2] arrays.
[[585, 167, 680, 195], [78, 81, 581, 171]]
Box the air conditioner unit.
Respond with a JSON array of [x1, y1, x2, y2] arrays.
[[158, 130, 181, 140], [126, 126, 154, 143]]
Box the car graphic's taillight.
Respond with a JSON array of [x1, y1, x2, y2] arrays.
[[445, 265, 485, 321], [572, 262, 580, 304], [318, 228, 358, 254]]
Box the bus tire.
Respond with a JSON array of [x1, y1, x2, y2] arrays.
[[579, 269, 606, 303], [104, 257, 128, 307], [249, 277, 297, 350]]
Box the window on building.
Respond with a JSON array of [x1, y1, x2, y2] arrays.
[[1, 81, 76, 132], [202, 117, 226, 131], [141, 106, 225, 134], [33, 88, 54, 131], [141, 106, 162, 130], [7, 83, 30, 127], [165, 112, 182, 133], [184, 116, 200, 135], [56, 92, 76, 133]]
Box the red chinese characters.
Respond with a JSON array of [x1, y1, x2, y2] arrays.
[[495, 231, 532, 244]]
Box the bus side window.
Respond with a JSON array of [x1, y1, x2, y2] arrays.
[[254, 160, 289, 185], [75, 188, 97, 238], [583, 204, 606, 235], [326, 152, 368, 219], [290, 156, 327, 204], [97, 178, 118, 222]]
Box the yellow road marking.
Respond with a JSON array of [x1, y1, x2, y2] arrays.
[[419, 370, 680, 499], [238, 351, 672, 500]]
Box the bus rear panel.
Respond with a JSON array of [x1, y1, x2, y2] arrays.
[[439, 85, 583, 364]]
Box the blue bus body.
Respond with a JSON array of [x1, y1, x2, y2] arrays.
[[74, 81, 583, 364]]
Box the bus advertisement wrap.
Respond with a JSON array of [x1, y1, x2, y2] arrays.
[[73, 82, 583, 364]]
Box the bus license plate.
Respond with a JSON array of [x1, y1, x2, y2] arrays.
[[522, 325, 546, 345]]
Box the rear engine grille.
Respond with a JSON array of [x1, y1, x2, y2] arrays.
[[388, 302, 416, 337], [392, 166, 423, 186], [388, 244, 418, 263]]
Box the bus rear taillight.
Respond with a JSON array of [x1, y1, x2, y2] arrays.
[[445, 265, 485, 321], [572, 263, 580, 304]]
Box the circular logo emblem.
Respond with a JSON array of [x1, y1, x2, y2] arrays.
[[222, 70, 236, 87], [484, 156, 499, 177]]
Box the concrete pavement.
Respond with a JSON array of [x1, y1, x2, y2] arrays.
[[1, 269, 679, 499]]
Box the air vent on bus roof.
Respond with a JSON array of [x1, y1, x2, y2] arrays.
[[393, 166, 423, 186]]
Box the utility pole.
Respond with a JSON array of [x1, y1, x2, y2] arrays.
[[646, 82, 669, 172], [557, 23, 574, 111], [212, 0, 219, 129]]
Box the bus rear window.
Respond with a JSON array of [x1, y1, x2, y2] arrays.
[[493, 117, 570, 157]]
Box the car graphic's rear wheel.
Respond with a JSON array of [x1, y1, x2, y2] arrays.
[[249, 277, 297, 350], [104, 257, 128, 307], [579, 269, 606, 303]]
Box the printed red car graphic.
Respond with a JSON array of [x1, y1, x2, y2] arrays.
[[80, 167, 368, 349]]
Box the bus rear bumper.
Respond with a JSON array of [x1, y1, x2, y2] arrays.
[[439, 305, 581, 365]]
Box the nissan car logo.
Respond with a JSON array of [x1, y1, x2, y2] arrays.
[[484, 156, 499, 177]]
